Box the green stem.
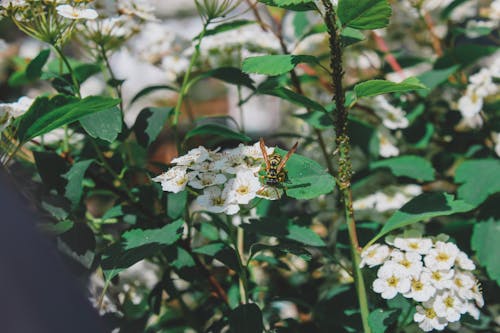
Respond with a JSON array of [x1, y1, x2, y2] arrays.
[[321, 1, 371, 332], [171, 21, 210, 152], [236, 226, 249, 304], [52, 44, 81, 98], [99, 44, 124, 114]]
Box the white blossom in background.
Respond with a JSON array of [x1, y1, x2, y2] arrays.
[[378, 131, 399, 157], [361, 228, 484, 332], [0, 95, 34, 131], [153, 140, 285, 215], [373, 96, 409, 129], [117, 0, 157, 21], [458, 64, 500, 120], [353, 184, 422, 216], [56, 5, 98, 20]]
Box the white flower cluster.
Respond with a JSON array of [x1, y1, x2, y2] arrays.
[[361, 230, 484, 332], [0, 96, 33, 132], [153, 142, 278, 215], [458, 57, 500, 121], [373, 96, 409, 130]]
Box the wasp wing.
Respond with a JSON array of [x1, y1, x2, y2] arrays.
[[259, 137, 271, 170], [276, 141, 298, 173]]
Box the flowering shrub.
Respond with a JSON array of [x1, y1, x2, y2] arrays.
[[0, 0, 499, 332]]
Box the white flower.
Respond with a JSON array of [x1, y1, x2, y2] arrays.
[[373, 96, 409, 130], [434, 291, 466, 322], [0, 96, 33, 119], [465, 20, 496, 38], [394, 235, 433, 255], [458, 88, 483, 118], [465, 302, 480, 320], [378, 131, 399, 157], [489, 0, 500, 20], [161, 55, 190, 82], [470, 281, 484, 307], [414, 301, 448, 332], [171, 146, 210, 167], [188, 172, 226, 189], [426, 268, 454, 290], [117, 0, 157, 21], [469, 68, 497, 97], [214, 146, 245, 174], [390, 250, 423, 278], [241, 141, 274, 160], [424, 241, 459, 271], [0, 0, 26, 8], [374, 192, 408, 212], [195, 186, 239, 215], [85, 17, 130, 38], [360, 244, 391, 268], [372, 261, 411, 299], [353, 194, 377, 210], [56, 5, 98, 20], [226, 170, 261, 205], [404, 273, 436, 302], [152, 166, 192, 193], [451, 271, 476, 300], [455, 251, 475, 270]]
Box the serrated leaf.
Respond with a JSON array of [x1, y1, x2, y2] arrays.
[[167, 190, 187, 219], [366, 193, 474, 247], [341, 27, 366, 46], [242, 54, 318, 76], [80, 106, 122, 143], [229, 303, 264, 333], [62, 160, 94, 208], [338, 0, 392, 30], [243, 218, 325, 246], [471, 219, 500, 285], [455, 159, 500, 208], [368, 309, 399, 333], [102, 219, 184, 280], [133, 107, 172, 147], [370, 155, 435, 181], [275, 147, 335, 199], [184, 123, 251, 143], [130, 85, 178, 105], [17, 95, 120, 143], [354, 77, 427, 98], [26, 49, 50, 80], [258, 0, 316, 10]]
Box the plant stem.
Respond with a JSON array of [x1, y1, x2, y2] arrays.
[[321, 1, 371, 332], [171, 21, 210, 152], [52, 44, 81, 98], [236, 226, 249, 304], [99, 44, 124, 114]]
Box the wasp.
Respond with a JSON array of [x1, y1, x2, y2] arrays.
[[258, 137, 298, 198]]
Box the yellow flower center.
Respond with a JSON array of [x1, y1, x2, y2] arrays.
[[454, 278, 463, 288], [425, 308, 437, 319], [176, 177, 187, 186], [236, 185, 249, 195], [387, 276, 398, 287], [400, 258, 411, 268], [212, 197, 225, 206], [444, 296, 454, 308], [412, 279, 424, 291], [432, 271, 442, 281], [409, 242, 419, 250], [436, 252, 450, 262]]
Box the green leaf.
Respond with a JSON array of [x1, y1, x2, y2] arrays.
[[17, 95, 120, 143], [133, 107, 172, 147], [471, 219, 500, 285], [80, 106, 122, 143], [170, 247, 196, 269], [416, 65, 459, 97], [39, 220, 74, 236], [62, 160, 94, 208], [167, 190, 187, 219], [184, 123, 251, 143], [275, 147, 335, 199], [354, 77, 427, 99], [341, 27, 366, 46], [435, 44, 498, 69], [368, 309, 399, 333], [229, 303, 264, 333], [26, 49, 50, 80], [102, 206, 124, 220], [337, 0, 392, 30], [293, 11, 310, 37], [34, 151, 69, 194], [243, 218, 325, 246], [455, 159, 500, 208], [242, 54, 318, 76], [198, 67, 255, 90], [370, 155, 435, 181], [366, 193, 474, 247], [195, 19, 256, 39], [258, 0, 316, 11], [260, 86, 326, 112], [130, 85, 177, 105], [102, 219, 184, 280], [193, 242, 240, 272]]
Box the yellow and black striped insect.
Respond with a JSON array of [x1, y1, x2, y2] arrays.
[[258, 137, 298, 197]]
